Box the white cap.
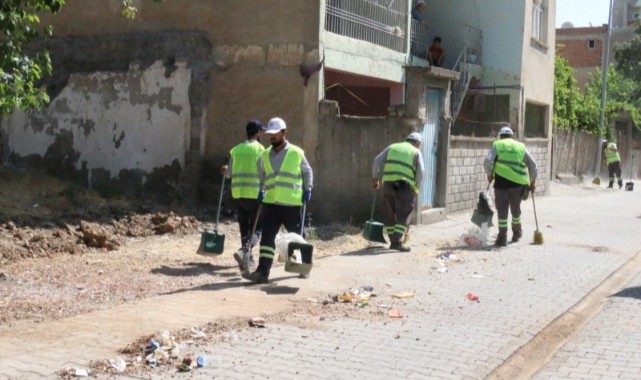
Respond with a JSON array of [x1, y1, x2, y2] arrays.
[[499, 126, 513, 136], [265, 117, 287, 134], [407, 132, 422, 143], [416, 0, 426, 5], [601, 138, 608, 144]]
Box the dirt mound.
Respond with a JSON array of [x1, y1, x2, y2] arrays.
[[0, 167, 201, 265]]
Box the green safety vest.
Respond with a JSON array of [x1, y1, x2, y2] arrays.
[[605, 143, 621, 164], [229, 141, 265, 199], [382, 142, 419, 193], [263, 145, 305, 206], [493, 139, 530, 186]]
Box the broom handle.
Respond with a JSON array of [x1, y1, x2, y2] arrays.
[[370, 191, 378, 221], [300, 202, 307, 236], [531, 189, 539, 231], [631, 154, 635, 181], [214, 175, 225, 232], [244, 203, 262, 251]]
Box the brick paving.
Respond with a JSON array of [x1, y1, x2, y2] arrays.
[[1, 182, 640, 379]]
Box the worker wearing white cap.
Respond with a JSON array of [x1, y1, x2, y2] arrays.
[[372, 132, 425, 252], [483, 124, 537, 247], [242, 117, 314, 284], [601, 139, 623, 188]]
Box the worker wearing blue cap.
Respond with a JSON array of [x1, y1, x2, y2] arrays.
[[372, 132, 425, 252]]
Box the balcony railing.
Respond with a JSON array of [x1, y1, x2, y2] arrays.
[[325, 0, 408, 53], [410, 19, 429, 59]]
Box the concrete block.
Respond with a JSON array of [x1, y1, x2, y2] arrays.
[[419, 207, 447, 225]]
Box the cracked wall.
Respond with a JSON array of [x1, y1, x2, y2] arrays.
[[4, 60, 191, 197]]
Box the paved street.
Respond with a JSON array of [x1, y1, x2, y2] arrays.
[[1, 181, 640, 379]]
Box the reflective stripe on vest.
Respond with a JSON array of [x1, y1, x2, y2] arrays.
[[263, 145, 304, 206], [605, 143, 620, 164], [382, 142, 419, 192], [230, 141, 265, 199], [493, 139, 530, 186]]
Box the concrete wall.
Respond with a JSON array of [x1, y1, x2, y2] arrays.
[[552, 129, 600, 178], [314, 101, 422, 224], [447, 136, 549, 214], [31, 0, 322, 202], [4, 60, 190, 195]]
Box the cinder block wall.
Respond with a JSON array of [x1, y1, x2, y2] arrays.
[[447, 137, 549, 214]]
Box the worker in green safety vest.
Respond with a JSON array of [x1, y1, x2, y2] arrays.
[[242, 117, 314, 284], [601, 139, 623, 189], [484, 125, 537, 247], [221, 119, 266, 272], [372, 132, 425, 252]]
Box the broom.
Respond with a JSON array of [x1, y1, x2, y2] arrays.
[[531, 189, 543, 245]]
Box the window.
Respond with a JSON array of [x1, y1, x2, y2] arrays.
[[587, 39, 595, 48], [531, 0, 548, 44], [524, 102, 547, 138]]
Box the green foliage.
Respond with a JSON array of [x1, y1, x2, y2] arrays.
[[0, 0, 165, 116], [583, 65, 641, 137], [614, 22, 641, 98], [553, 55, 581, 130], [0, 0, 64, 115]]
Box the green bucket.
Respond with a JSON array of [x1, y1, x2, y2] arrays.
[[362, 220, 387, 243], [284, 242, 313, 275], [197, 230, 225, 256]]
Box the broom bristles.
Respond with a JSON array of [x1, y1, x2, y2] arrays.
[[533, 230, 544, 245]]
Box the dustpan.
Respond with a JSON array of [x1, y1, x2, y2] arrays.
[[471, 183, 494, 228], [362, 192, 387, 243], [197, 176, 226, 256], [284, 202, 313, 275]]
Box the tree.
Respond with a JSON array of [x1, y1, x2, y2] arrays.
[[582, 65, 641, 138], [553, 55, 582, 130], [614, 23, 641, 98], [0, 0, 164, 116]]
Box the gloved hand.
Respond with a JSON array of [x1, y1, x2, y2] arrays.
[[302, 189, 312, 203], [257, 190, 264, 203], [529, 181, 536, 193]]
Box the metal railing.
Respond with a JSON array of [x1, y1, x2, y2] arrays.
[[410, 19, 429, 59], [451, 47, 475, 123], [325, 0, 408, 53]]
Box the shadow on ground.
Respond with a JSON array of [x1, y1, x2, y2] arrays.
[[611, 286, 641, 300], [150, 262, 236, 277]]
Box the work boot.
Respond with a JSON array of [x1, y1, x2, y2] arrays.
[[233, 249, 247, 272], [511, 229, 522, 243], [389, 242, 411, 252], [618, 180, 623, 189], [495, 234, 507, 247], [607, 181, 614, 188], [242, 270, 269, 284]]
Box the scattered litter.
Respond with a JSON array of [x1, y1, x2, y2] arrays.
[[458, 226, 489, 247], [177, 363, 192, 372], [307, 298, 319, 303], [528, 276, 535, 281], [59, 367, 90, 377], [388, 309, 403, 318], [471, 274, 485, 278], [376, 304, 389, 309], [249, 317, 266, 327], [360, 285, 374, 292], [392, 292, 415, 299], [466, 292, 480, 302], [439, 250, 461, 262], [108, 357, 126, 373], [221, 330, 239, 342], [334, 287, 372, 307], [196, 355, 207, 368], [190, 327, 207, 339], [385, 283, 392, 287], [435, 267, 449, 274]]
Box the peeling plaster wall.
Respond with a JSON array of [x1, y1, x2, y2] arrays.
[[5, 60, 191, 194]]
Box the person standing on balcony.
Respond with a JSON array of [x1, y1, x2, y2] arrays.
[[372, 132, 425, 252], [411, 0, 427, 22], [428, 37, 445, 67]]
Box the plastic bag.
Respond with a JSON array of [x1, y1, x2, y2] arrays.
[[458, 224, 489, 247], [274, 232, 307, 263]]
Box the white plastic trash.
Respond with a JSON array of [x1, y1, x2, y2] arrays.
[[274, 232, 307, 263]]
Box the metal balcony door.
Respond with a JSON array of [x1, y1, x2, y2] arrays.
[[420, 89, 442, 208]]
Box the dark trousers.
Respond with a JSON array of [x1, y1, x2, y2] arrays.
[[256, 204, 303, 276], [383, 181, 416, 244], [234, 198, 262, 252], [494, 187, 524, 236], [608, 161, 622, 184]]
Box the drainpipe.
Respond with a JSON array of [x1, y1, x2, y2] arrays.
[[594, 0, 614, 178]]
